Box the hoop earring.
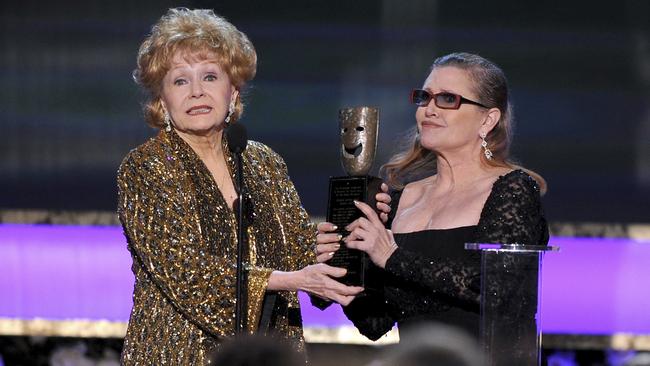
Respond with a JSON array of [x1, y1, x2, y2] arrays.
[[480, 132, 493, 160], [164, 110, 173, 132], [224, 101, 235, 125]]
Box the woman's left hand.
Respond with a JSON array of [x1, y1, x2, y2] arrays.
[[344, 200, 398, 269], [376, 183, 392, 224], [315, 222, 341, 263]]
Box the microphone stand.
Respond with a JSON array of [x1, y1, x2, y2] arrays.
[[228, 123, 276, 335], [233, 150, 247, 334]]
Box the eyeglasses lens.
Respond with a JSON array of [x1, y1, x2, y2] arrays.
[[435, 93, 460, 109], [412, 90, 430, 106]]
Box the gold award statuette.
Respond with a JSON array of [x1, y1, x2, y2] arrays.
[[326, 106, 383, 292]]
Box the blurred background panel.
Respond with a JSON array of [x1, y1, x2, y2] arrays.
[[1, 0, 649, 222]]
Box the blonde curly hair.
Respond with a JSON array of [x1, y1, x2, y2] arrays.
[[133, 8, 257, 128]]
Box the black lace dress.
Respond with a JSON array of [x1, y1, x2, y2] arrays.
[[342, 170, 549, 341]]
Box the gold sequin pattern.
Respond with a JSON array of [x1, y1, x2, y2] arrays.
[[117, 129, 316, 365]]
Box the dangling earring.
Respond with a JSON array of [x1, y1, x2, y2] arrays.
[[224, 101, 235, 126], [163, 109, 172, 132], [480, 131, 493, 160]]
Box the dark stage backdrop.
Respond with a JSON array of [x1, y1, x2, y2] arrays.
[[1, 1, 649, 222]]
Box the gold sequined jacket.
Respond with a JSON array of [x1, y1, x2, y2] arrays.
[[117, 129, 316, 365]]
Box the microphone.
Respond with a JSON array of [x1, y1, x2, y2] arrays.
[[226, 123, 248, 154]]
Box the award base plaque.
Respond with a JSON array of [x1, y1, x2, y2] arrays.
[[326, 175, 383, 293]]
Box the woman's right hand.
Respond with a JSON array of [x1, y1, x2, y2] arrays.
[[296, 263, 363, 306], [316, 222, 342, 263], [267, 264, 363, 306]]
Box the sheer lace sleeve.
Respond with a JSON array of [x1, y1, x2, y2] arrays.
[[342, 292, 396, 341], [384, 247, 481, 307], [476, 170, 549, 246]]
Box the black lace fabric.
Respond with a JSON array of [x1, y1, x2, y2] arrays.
[[342, 170, 549, 341]]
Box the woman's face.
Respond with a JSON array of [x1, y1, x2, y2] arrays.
[[160, 50, 238, 135], [415, 66, 488, 156]]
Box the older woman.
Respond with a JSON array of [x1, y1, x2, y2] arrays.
[[317, 52, 549, 340], [117, 8, 390, 364]]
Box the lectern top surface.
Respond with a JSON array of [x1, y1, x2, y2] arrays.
[[464, 243, 560, 252]]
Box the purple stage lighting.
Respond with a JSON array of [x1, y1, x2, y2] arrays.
[[1, 224, 649, 335]]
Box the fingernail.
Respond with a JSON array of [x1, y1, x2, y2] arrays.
[[328, 252, 335, 256], [332, 225, 338, 230], [353, 200, 360, 205], [335, 244, 341, 249], [337, 234, 342, 241]]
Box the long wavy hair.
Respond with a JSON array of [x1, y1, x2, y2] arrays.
[[380, 52, 546, 193]]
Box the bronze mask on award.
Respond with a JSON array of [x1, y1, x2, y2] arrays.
[[326, 106, 382, 292]]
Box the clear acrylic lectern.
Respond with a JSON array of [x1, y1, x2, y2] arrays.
[[465, 243, 559, 366]]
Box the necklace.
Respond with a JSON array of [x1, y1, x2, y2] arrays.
[[209, 145, 236, 203], [217, 168, 236, 202]]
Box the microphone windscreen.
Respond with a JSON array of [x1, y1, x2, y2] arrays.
[[226, 123, 248, 154]]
